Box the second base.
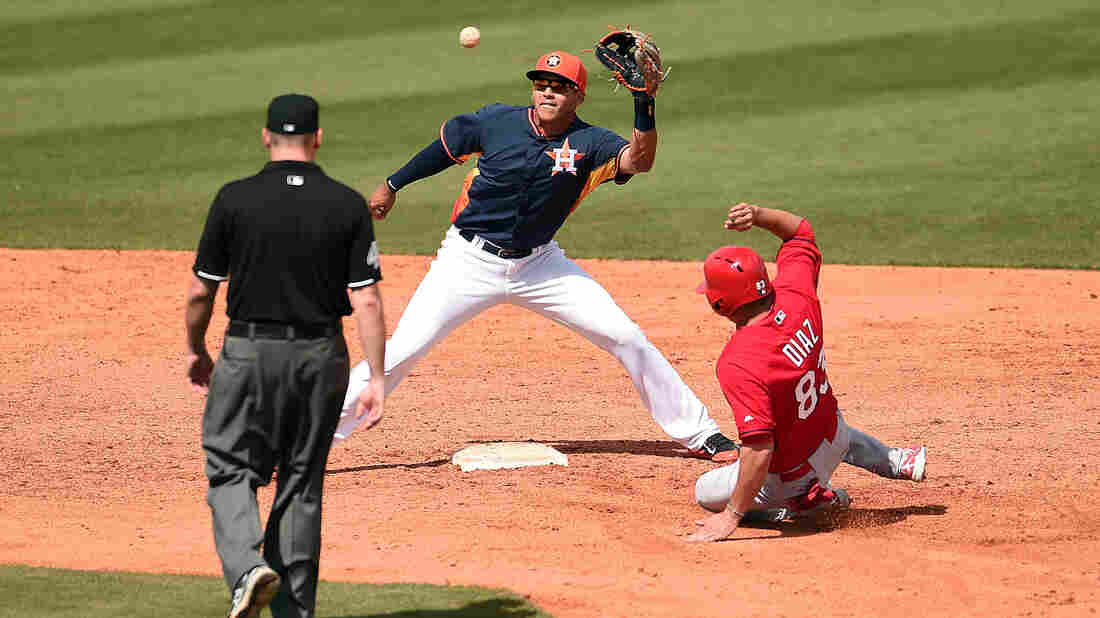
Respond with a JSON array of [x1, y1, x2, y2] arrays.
[[452, 442, 568, 472]]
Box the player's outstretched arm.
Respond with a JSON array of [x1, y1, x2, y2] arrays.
[[619, 97, 657, 174], [725, 202, 804, 240], [372, 139, 459, 219], [619, 127, 656, 174]]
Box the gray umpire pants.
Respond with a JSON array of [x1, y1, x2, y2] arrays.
[[202, 331, 349, 618]]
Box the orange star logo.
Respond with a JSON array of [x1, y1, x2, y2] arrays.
[[545, 138, 585, 176]]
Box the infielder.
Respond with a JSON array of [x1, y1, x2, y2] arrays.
[[686, 202, 926, 542], [335, 47, 739, 461]]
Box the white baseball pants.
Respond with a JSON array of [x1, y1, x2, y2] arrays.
[[335, 226, 721, 450]]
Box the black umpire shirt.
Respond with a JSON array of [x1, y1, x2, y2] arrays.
[[193, 160, 381, 325]]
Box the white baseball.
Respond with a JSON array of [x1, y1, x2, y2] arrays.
[[459, 26, 480, 48]]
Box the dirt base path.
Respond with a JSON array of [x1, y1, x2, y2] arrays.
[[2, 249, 1099, 617]]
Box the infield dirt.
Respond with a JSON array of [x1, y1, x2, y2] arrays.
[[2, 249, 1098, 617]]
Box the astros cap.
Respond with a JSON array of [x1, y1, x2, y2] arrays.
[[266, 93, 319, 135], [526, 51, 588, 94], [696, 246, 774, 318]]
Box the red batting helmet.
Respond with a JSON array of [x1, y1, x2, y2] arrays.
[[696, 246, 773, 318]]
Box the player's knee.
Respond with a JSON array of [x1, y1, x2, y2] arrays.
[[695, 467, 735, 513], [604, 323, 648, 355]]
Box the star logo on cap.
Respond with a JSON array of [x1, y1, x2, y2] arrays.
[[546, 55, 561, 67], [545, 137, 584, 176]]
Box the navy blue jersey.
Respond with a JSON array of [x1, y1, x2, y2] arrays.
[[441, 104, 631, 249]]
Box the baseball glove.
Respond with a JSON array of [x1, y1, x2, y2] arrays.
[[593, 28, 665, 97]]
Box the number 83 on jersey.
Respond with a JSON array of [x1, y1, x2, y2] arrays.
[[781, 316, 830, 420]]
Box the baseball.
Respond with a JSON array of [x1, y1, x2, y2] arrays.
[[459, 26, 480, 48]]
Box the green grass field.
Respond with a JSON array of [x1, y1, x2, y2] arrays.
[[0, 565, 549, 618], [2, 1, 1098, 615], [2, 0, 1097, 266]]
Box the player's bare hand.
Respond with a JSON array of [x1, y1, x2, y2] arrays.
[[369, 182, 396, 220], [724, 202, 757, 232], [355, 376, 385, 429], [186, 351, 214, 393], [685, 509, 740, 543]]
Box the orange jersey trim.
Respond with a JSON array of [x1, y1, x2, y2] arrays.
[[450, 166, 480, 222], [528, 108, 546, 137], [567, 148, 622, 215], [439, 122, 474, 164]]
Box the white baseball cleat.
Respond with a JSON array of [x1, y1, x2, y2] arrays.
[[897, 446, 927, 482]]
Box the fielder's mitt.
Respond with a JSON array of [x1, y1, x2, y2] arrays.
[[593, 28, 666, 97]]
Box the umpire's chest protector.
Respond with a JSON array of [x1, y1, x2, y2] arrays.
[[444, 104, 629, 248]]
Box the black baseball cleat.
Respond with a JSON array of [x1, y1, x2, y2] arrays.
[[691, 432, 741, 463], [227, 565, 280, 618]]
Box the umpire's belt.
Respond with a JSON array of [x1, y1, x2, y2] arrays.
[[227, 320, 341, 340], [459, 229, 533, 259]]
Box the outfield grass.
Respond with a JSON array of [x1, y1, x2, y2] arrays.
[[3, 1, 1098, 267], [0, 565, 550, 618]]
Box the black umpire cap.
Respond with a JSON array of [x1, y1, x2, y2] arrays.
[[266, 93, 319, 134]]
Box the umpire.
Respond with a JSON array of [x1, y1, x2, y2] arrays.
[[184, 93, 387, 618]]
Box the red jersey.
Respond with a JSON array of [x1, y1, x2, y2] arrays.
[[715, 220, 838, 475]]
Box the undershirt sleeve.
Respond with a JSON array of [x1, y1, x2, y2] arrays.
[[347, 198, 382, 288], [193, 189, 230, 281]]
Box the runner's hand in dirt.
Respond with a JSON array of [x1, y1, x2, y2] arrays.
[[685, 509, 741, 543], [186, 351, 214, 393]]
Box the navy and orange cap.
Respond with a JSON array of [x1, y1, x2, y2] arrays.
[[696, 246, 774, 318], [526, 51, 587, 94]]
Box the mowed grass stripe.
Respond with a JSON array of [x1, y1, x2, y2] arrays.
[[2, 4, 654, 137], [0, 0, 650, 76], [7, 7, 1099, 138], [6, 1, 1099, 136], [558, 73, 1100, 267], [6, 9, 1098, 180], [0, 0, 202, 23], [4, 73, 1096, 266], [4, 0, 1094, 77], [655, 8, 1100, 121], [2, 2, 1097, 267]]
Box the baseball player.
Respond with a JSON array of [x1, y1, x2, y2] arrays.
[[686, 202, 926, 543], [335, 49, 739, 461]]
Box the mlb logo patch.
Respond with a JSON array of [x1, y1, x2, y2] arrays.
[[287, 175, 304, 186]]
